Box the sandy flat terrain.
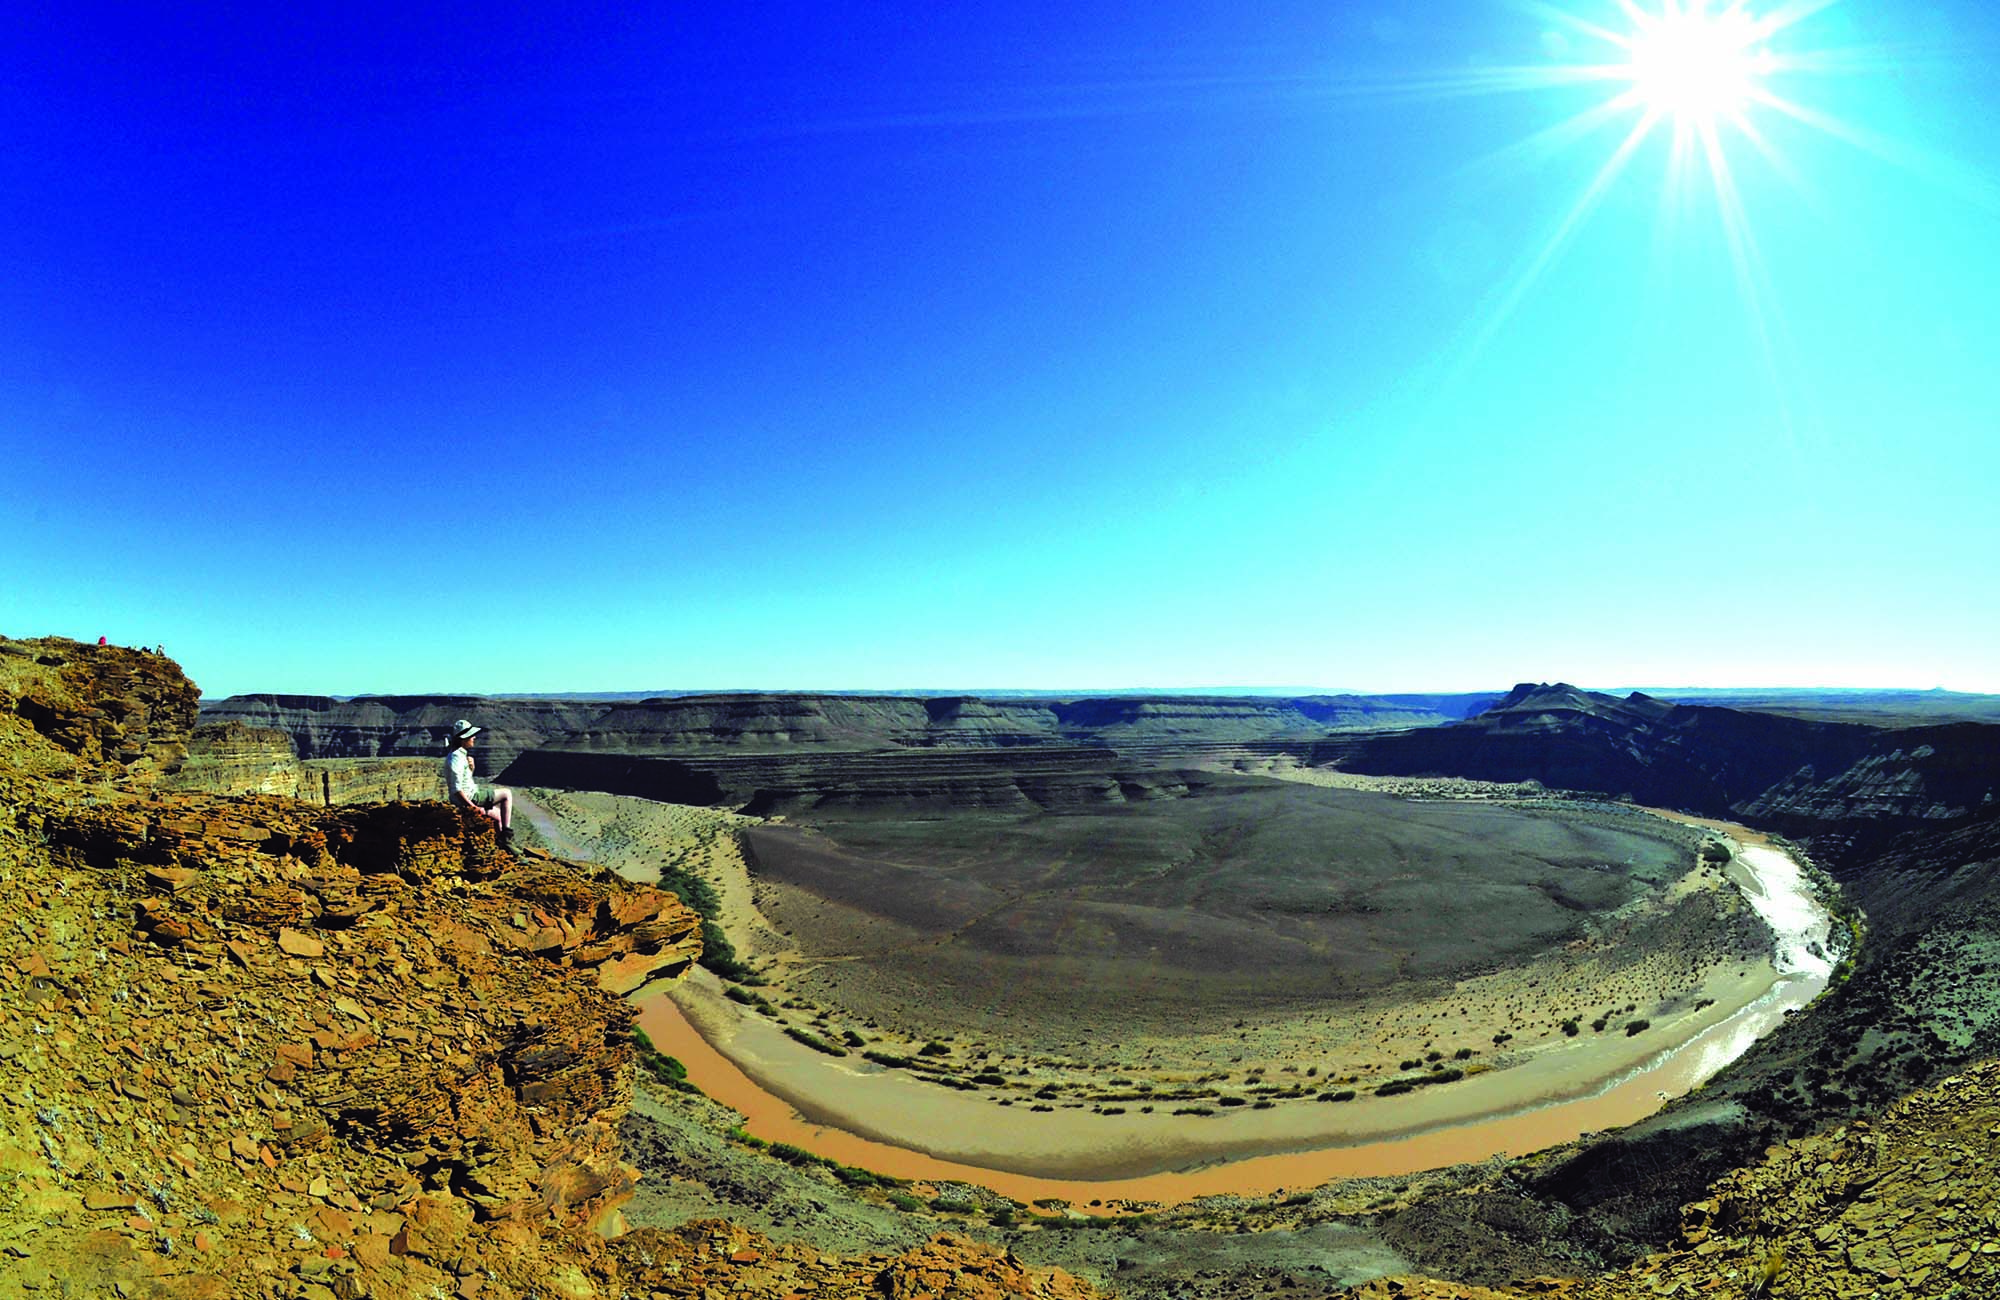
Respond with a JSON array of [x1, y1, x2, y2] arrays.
[[528, 779, 1803, 1196]]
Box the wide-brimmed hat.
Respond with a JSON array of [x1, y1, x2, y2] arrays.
[[449, 719, 482, 741]]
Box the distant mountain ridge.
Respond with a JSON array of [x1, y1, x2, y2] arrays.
[[200, 689, 1504, 775]]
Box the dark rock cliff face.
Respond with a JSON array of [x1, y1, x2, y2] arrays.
[[202, 690, 1500, 794], [199, 694, 612, 772], [1328, 683, 1999, 865]]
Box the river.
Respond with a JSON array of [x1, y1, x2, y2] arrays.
[[631, 821, 1836, 1202]]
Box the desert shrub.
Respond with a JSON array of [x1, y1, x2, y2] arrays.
[[1592, 1018, 1609, 1032], [1492, 1032, 1513, 1045], [1376, 1080, 1415, 1097], [631, 1030, 702, 1096], [1217, 1096, 1246, 1107], [887, 1192, 924, 1212], [972, 1072, 1007, 1085], [1400, 1058, 1422, 1070], [1454, 1047, 1474, 1059], [784, 1026, 848, 1057], [1561, 1019, 1581, 1037], [1252, 1100, 1274, 1109], [1626, 1019, 1651, 1035], [930, 1196, 973, 1214], [652, 859, 757, 981], [1174, 1106, 1214, 1116], [768, 1142, 821, 1167], [842, 1030, 866, 1046], [920, 1041, 951, 1056], [1030, 1104, 1054, 1112], [1320, 1089, 1357, 1103]]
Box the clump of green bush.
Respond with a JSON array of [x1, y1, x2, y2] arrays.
[[653, 858, 759, 982], [631, 1029, 702, 1096], [722, 1128, 899, 1191], [785, 1026, 849, 1056], [725, 986, 777, 1013], [1626, 1019, 1651, 1036]]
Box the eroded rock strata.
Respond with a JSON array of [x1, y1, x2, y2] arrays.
[[165, 721, 442, 803]]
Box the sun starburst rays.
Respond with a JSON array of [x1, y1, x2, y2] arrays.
[[1433, 0, 1846, 399]]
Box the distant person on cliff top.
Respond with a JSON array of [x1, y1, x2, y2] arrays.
[[444, 719, 514, 847]]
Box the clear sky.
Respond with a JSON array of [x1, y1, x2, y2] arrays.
[[5, 2, 1997, 698]]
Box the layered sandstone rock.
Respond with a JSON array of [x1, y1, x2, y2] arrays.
[[164, 720, 303, 795], [167, 721, 442, 803], [200, 688, 1494, 778]]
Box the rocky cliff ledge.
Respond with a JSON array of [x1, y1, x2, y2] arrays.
[[0, 638, 1098, 1300], [1, 635, 200, 784]]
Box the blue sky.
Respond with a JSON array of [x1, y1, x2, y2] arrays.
[[5, 2, 1997, 698]]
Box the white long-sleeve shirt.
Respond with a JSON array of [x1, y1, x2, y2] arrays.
[[445, 748, 478, 801]]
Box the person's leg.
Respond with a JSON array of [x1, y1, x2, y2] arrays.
[[492, 787, 513, 832]]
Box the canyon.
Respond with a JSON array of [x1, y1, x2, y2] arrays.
[[7, 633, 2000, 1298]]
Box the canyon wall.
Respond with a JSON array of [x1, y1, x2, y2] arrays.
[[1328, 682, 2000, 866], [201, 689, 1498, 774], [165, 720, 443, 803]]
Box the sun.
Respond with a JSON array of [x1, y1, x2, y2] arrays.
[[1622, 2, 1778, 125], [1428, 0, 1857, 409]]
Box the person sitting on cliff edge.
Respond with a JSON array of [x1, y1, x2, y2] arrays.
[[444, 719, 514, 847]]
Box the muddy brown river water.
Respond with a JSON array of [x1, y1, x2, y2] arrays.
[[631, 814, 1834, 1204]]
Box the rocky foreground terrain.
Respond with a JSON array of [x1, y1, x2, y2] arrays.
[[1348, 1058, 2000, 1299]]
